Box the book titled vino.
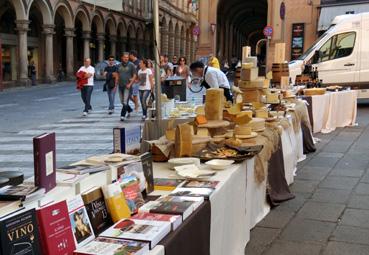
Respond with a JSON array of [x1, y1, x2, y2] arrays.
[[81, 187, 112, 235], [100, 218, 171, 249], [37, 200, 76, 255], [67, 195, 95, 248], [119, 176, 145, 214], [131, 212, 182, 231], [73, 236, 149, 255], [101, 182, 131, 223], [154, 178, 184, 191], [0, 209, 41, 255], [33, 132, 56, 192]]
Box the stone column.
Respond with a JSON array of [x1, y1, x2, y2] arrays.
[[110, 35, 117, 58], [168, 32, 175, 59], [64, 28, 75, 79], [191, 39, 196, 63], [15, 20, 29, 85], [97, 33, 105, 62], [161, 28, 169, 55], [43, 24, 56, 82], [121, 37, 127, 53], [175, 32, 181, 57], [186, 36, 191, 62], [82, 31, 91, 59]]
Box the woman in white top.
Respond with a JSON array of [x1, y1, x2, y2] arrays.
[[137, 59, 154, 120]]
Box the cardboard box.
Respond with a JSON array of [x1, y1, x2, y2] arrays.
[[239, 77, 265, 89], [240, 68, 258, 81], [274, 43, 286, 63]]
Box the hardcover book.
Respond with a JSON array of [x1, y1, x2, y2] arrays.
[[120, 161, 146, 192], [100, 218, 171, 249], [170, 187, 215, 199], [57, 164, 109, 175], [181, 180, 219, 189], [0, 200, 23, 219], [101, 183, 131, 223], [140, 152, 154, 194], [131, 212, 182, 231], [0, 185, 44, 202], [73, 236, 149, 255], [81, 187, 112, 235], [37, 200, 76, 255], [154, 178, 184, 191], [33, 132, 56, 192], [0, 209, 41, 255], [119, 176, 145, 214], [67, 195, 95, 248], [159, 196, 204, 211]]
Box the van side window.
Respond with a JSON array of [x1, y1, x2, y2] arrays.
[[317, 32, 356, 63]]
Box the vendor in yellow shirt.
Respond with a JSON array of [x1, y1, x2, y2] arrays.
[[208, 54, 220, 69]]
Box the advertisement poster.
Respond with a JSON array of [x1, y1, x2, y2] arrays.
[[291, 23, 305, 60]]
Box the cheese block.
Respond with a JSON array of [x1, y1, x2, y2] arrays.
[[195, 105, 205, 115], [255, 108, 269, 119], [205, 88, 224, 121], [240, 68, 258, 81], [165, 129, 175, 141], [195, 115, 208, 125], [235, 112, 252, 125], [280, 76, 290, 90], [242, 63, 254, 69], [239, 78, 265, 89], [241, 88, 264, 103], [226, 102, 243, 115], [244, 57, 257, 67], [234, 125, 252, 136], [245, 118, 266, 132], [175, 123, 193, 157], [197, 128, 210, 137], [266, 93, 280, 104], [242, 46, 251, 63], [263, 79, 270, 88], [251, 102, 265, 110], [266, 71, 273, 80]]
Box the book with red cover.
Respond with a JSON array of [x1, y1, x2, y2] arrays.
[[33, 133, 56, 192], [37, 200, 76, 255], [119, 176, 145, 214]]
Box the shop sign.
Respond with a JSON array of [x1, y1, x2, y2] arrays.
[[291, 23, 305, 60]]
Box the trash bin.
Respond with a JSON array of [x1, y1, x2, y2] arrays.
[[162, 76, 187, 101]]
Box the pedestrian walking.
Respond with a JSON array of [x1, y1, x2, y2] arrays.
[[117, 52, 137, 121], [137, 59, 154, 120], [77, 58, 95, 116], [103, 55, 119, 115], [129, 50, 141, 112], [28, 60, 36, 86]]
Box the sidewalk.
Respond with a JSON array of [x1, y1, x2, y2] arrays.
[[245, 104, 369, 255]]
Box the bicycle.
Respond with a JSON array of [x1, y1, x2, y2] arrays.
[[188, 77, 204, 93]]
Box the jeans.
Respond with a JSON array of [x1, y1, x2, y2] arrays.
[[81, 86, 93, 112], [139, 90, 151, 117], [107, 88, 116, 110], [118, 86, 132, 117]]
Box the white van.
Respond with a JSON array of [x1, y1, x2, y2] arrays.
[[289, 13, 369, 98]]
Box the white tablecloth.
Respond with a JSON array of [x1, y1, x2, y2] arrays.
[[312, 90, 357, 133]]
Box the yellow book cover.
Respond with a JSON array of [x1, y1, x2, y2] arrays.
[[102, 183, 131, 223]]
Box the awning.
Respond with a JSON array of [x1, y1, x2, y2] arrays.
[[319, 3, 369, 31], [82, 0, 122, 11]]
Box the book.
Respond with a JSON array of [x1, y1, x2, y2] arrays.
[[113, 126, 141, 155], [81, 187, 112, 235], [140, 152, 154, 194], [100, 218, 171, 249], [131, 212, 182, 231], [67, 195, 95, 248], [119, 161, 146, 192], [181, 180, 219, 189], [57, 164, 110, 175], [33, 132, 56, 192], [158, 195, 204, 211], [23, 172, 89, 187], [154, 178, 184, 191], [170, 187, 215, 199], [37, 200, 76, 255], [0, 209, 41, 255], [119, 176, 145, 214], [101, 182, 131, 223], [0, 185, 45, 202], [0, 200, 23, 219], [0, 171, 24, 186], [73, 236, 149, 255]]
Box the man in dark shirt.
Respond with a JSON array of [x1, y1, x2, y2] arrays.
[[129, 50, 140, 112], [103, 56, 119, 114], [118, 52, 137, 121]]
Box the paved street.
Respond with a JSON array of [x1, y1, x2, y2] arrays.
[[246, 103, 369, 254]]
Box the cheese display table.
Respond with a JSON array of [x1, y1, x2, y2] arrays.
[[308, 90, 358, 133]]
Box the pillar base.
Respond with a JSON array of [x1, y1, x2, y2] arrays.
[[17, 78, 31, 87], [43, 75, 57, 84]]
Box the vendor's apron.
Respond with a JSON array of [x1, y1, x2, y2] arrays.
[[201, 67, 233, 102]]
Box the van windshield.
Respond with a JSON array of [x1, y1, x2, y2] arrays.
[[297, 26, 335, 61]]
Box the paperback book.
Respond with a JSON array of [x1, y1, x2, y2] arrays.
[[181, 180, 219, 189], [170, 187, 215, 199], [140, 152, 154, 194], [101, 182, 131, 222], [119, 176, 145, 214], [57, 164, 109, 175], [153, 178, 185, 191], [131, 212, 182, 231], [100, 218, 171, 249], [0, 185, 45, 202]]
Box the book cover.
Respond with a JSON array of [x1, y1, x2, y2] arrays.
[[0, 209, 41, 255], [181, 180, 219, 189], [57, 164, 109, 175], [140, 152, 154, 194], [131, 212, 182, 231], [37, 200, 76, 255], [73, 236, 149, 255], [120, 161, 146, 192], [33, 132, 56, 192], [113, 126, 141, 155], [81, 187, 112, 235], [100, 218, 171, 249], [0, 185, 39, 201], [101, 183, 131, 223], [119, 176, 145, 214], [159, 196, 204, 211], [23, 172, 89, 187], [154, 178, 184, 191], [67, 195, 95, 248], [170, 187, 215, 199], [0, 201, 23, 219]]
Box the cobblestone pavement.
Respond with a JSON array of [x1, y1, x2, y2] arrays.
[[246, 103, 369, 255]]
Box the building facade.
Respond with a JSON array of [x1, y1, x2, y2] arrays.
[[0, 0, 198, 88], [196, 0, 321, 71]]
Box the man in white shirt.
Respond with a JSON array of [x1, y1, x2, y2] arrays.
[[77, 58, 95, 116], [190, 61, 233, 102]]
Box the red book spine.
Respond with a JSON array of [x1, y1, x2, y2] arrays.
[[36, 209, 51, 255], [33, 138, 40, 188]]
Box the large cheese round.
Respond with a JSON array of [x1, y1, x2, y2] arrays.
[[234, 125, 252, 136], [245, 118, 265, 132]]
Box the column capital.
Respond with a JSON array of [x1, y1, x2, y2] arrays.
[[42, 24, 55, 35], [15, 20, 30, 33], [97, 32, 105, 41], [64, 27, 75, 37], [82, 31, 91, 40]]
